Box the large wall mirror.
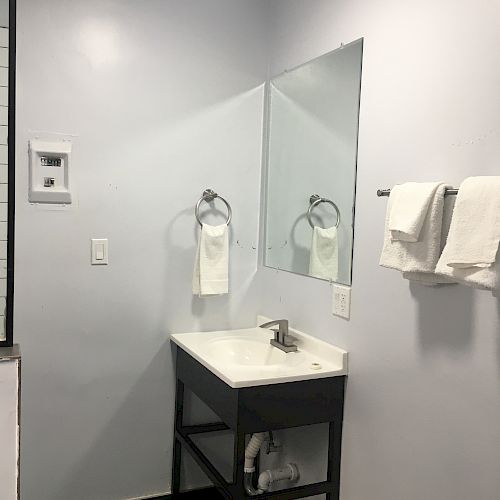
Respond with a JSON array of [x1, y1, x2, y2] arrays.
[[264, 39, 363, 285], [0, 0, 14, 346]]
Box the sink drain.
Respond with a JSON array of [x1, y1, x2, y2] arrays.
[[310, 362, 322, 370]]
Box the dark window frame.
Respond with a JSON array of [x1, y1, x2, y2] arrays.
[[1, 0, 16, 347]]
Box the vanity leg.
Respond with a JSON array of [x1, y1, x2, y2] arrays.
[[326, 419, 343, 500], [172, 379, 185, 495], [232, 430, 246, 497]]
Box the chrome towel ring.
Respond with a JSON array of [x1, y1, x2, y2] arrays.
[[195, 189, 232, 227], [307, 194, 340, 229]]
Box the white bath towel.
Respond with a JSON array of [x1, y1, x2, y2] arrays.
[[389, 182, 443, 242], [435, 176, 500, 291], [439, 177, 500, 268], [309, 226, 338, 281], [435, 258, 500, 290], [380, 183, 451, 284], [402, 193, 456, 285], [193, 223, 229, 296]]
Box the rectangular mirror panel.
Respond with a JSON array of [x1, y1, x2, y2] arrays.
[[264, 39, 363, 285]]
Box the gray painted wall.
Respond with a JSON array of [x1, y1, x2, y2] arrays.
[[259, 1, 500, 500], [14, 1, 267, 498]]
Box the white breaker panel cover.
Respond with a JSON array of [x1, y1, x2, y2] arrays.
[[29, 139, 72, 204]]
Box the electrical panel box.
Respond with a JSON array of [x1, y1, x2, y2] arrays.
[[29, 140, 72, 204]]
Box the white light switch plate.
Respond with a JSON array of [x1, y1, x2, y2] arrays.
[[91, 239, 108, 265], [332, 284, 351, 319]]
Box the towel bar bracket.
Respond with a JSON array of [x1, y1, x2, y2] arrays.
[[195, 188, 232, 227], [202, 188, 217, 202], [307, 194, 341, 229]]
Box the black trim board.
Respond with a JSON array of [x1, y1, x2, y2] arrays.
[[149, 487, 223, 499], [2, 0, 15, 347]]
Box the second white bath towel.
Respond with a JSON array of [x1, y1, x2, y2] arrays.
[[309, 226, 338, 281], [435, 176, 500, 291], [193, 223, 229, 296], [439, 176, 500, 269]]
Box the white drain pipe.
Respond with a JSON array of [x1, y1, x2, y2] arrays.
[[257, 463, 300, 492], [243, 432, 300, 496], [244, 432, 267, 473], [244, 433, 267, 496]]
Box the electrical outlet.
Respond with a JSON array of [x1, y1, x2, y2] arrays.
[[332, 285, 351, 319]]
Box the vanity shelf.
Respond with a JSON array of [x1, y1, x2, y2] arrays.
[[172, 346, 346, 499]]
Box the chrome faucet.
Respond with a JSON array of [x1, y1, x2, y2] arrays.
[[259, 319, 298, 353]]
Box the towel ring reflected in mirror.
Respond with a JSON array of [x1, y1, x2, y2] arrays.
[[307, 194, 341, 229], [195, 189, 232, 227]]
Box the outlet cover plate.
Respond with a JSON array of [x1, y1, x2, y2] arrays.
[[332, 284, 351, 319]]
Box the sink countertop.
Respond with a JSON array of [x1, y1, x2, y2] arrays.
[[170, 317, 348, 388]]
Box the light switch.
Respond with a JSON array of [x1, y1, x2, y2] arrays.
[[91, 239, 108, 265], [95, 244, 104, 261]]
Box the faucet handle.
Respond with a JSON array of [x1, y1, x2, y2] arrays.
[[261, 319, 297, 353], [282, 334, 297, 347], [259, 319, 288, 334]]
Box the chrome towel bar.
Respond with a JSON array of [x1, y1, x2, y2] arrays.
[[307, 194, 341, 229], [195, 189, 232, 227], [377, 187, 459, 197]]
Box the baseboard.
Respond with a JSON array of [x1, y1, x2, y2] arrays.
[[145, 486, 223, 499]]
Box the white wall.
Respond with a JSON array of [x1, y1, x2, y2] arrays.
[[260, 1, 500, 499], [14, 1, 267, 499]]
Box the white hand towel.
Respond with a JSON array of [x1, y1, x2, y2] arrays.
[[435, 176, 500, 291], [389, 182, 443, 241], [380, 183, 451, 284], [192, 223, 229, 296], [309, 226, 338, 281]]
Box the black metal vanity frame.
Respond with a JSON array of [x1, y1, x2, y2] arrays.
[[172, 347, 346, 500]]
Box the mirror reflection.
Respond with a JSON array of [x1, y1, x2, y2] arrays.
[[264, 39, 363, 285]]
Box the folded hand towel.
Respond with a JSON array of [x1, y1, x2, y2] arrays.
[[435, 176, 500, 291], [193, 223, 229, 296], [309, 226, 338, 281], [389, 182, 443, 242], [380, 183, 451, 284]]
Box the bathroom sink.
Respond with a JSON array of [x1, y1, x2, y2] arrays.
[[170, 317, 348, 388], [204, 336, 306, 367]]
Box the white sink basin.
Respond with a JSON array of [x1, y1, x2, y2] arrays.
[[170, 317, 348, 388], [204, 336, 306, 367]]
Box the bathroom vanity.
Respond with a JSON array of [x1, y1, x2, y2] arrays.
[[170, 321, 347, 499]]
